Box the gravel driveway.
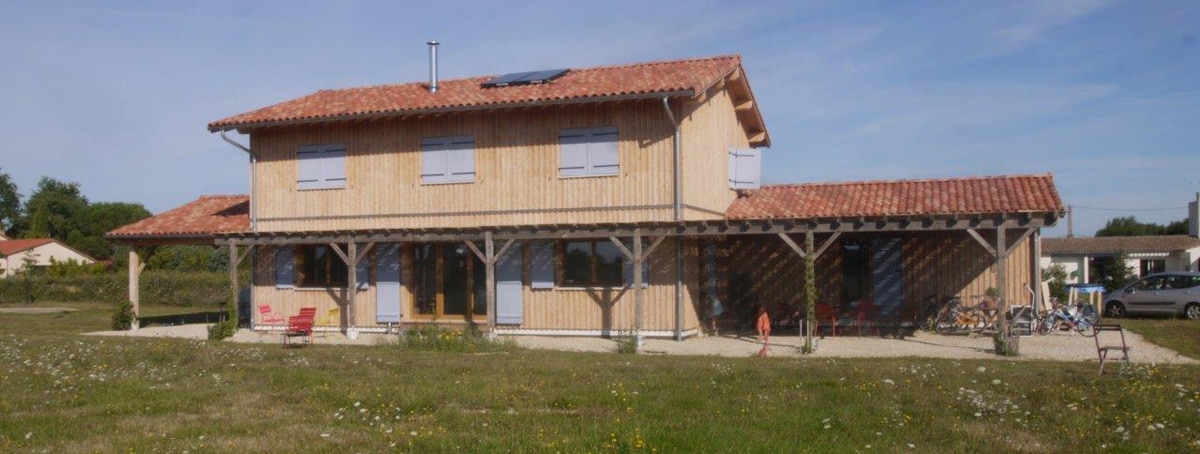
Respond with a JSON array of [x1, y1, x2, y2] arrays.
[[514, 330, 1198, 364], [86, 324, 1197, 364]]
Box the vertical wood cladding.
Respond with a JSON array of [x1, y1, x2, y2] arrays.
[[723, 231, 1038, 318], [250, 93, 749, 232]]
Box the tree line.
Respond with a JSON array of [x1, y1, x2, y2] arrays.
[[0, 166, 229, 273]]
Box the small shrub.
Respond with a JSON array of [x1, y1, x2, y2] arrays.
[[615, 335, 638, 354], [993, 333, 1019, 357], [207, 319, 237, 340], [397, 324, 514, 353], [111, 300, 134, 330]]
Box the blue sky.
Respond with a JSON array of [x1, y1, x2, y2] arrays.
[[1, 0, 1197, 237]]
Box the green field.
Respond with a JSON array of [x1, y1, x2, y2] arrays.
[[1, 302, 1198, 452]]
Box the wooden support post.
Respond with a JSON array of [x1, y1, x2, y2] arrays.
[[1031, 229, 1042, 309], [485, 232, 496, 331], [804, 232, 816, 353], [330, 241, 374, 337], [464, 233, 515, 336], [995, 227, 1018, 355], [228, 245, 239, 324], [127, 248, 144, 331], [346, 242, 358, 336], [633, 229, 644, 345], [608, 230, 664, 350], [226, 244, 255, 327]]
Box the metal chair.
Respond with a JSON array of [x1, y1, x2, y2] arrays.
[[1093, 324, 1130, 375], [258, 305, 284, 325]]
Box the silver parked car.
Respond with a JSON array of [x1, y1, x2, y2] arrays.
[[1102, 271, 1200, 319]]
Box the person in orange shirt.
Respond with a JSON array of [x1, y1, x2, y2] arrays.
[[756, 305, 771, 357]]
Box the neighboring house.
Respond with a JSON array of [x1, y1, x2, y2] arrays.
[[1041, 194, 1200, 284], [107, 54, 1064, 337], [0, 237, 97, 278], [1041, 235, 1200, 284]]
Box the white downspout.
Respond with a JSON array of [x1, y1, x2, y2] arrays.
[[662, 97, 684, 341], [219, 129, 255, 328], [220, 130, 256, 232]]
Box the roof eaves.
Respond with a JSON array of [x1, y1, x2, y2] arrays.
[[208, 90, 697, 133]]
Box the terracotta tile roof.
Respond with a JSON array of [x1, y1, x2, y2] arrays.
[[1042, 235, 1200, 256], [725, 174, 1065, 220], [105, 195, 249, 241], [207, 55, 767, 146], [0, 238, 55, 256]]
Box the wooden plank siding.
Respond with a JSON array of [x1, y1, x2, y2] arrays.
[[251, 245, 378, 327], [252, 240, 703, 332], [724, 231, 1039, 320], [679, 80, 751, 220], [250, 96, 739, 232]]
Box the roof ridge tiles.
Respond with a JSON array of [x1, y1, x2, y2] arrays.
[[291, 54, 742, 96]]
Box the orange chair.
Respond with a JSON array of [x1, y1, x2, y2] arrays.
[[258, 305, 284, 325], [814, 304, 839, 337]]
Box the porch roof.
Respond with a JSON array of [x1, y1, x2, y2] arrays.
[[106, 175, 1065, 246], [104, 195, 250, 245]]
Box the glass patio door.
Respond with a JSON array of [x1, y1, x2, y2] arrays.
[[413, 243, 487, 321]]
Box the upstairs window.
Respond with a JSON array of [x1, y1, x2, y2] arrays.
[[559, 127, 619, 178], [421, 136, 476, 184], [297, 144, 346, 190]]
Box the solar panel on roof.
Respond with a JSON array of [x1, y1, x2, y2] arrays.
[[481, 69, 569, 88], [481, 71, 536, 88]]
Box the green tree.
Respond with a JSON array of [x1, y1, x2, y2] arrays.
[[1165, 219, 1189, 235], [1094, 216, 1191, 237], [71, 202, 151, 260], [1091, 254, 1136, 293], [0, 167, 20, 234], [21, 177, 88, 241]]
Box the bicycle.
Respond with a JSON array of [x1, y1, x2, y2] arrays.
[[1035, 300, 1099, 337], [932, 297, 986, 335]]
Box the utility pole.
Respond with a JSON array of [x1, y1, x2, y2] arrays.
[[1067, 205, 1074, 238]]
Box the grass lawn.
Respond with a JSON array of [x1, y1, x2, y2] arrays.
[[1119, 317, 1200, 360], [1, 303, 1199, 452]]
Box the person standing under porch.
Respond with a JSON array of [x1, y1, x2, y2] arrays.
[[756, 305, 771, 357]]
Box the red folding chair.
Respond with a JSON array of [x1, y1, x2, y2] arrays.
[[283, 315, 314, 347]]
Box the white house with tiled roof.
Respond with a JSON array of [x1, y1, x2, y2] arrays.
[[108, 52, 1064, 342], [1040, 197, 1200, 283], [0, 236, 97, 278]]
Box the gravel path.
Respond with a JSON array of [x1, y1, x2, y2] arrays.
[[85, 324, 1197, 364], [0, 307, 77, 314], [515, 330, 1198, 364]]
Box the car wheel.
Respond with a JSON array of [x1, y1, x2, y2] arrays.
[[1105, 302, 1126, 318], [1185, 303, 1200, 321]]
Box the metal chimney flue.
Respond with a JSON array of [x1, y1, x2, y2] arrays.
[[427, 40, 439, 93]]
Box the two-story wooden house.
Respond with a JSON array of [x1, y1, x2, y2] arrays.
[[108, 54, 1064, 339]]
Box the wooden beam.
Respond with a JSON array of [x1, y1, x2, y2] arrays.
[[464, 239, 486, 263], [811, 232, 843, 260], [346, 242, 358, 334], [777, 233, 806, 258], [329, 243, 349, 264], [1000, 228, 1035, 259], [966, 228, 998, 257], [609, 236, 634, 261], [643, 235, 667, 258]]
